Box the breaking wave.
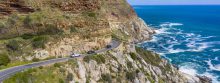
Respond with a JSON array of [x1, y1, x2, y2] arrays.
[[160, 22, 183, 27], [141, 22, 220, 82], [179, 63, 198, 76]]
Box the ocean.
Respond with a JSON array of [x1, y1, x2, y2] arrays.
[[133, 5, 220, 83]]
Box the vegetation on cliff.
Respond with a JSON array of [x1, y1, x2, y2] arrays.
[[0, 53, 10, 66], [0, 0, 196, 83], [0, 0, 120, 66], [4, 44, 184, 83]]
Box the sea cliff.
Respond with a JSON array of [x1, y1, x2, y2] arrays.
[[0, 0, 210, 83]]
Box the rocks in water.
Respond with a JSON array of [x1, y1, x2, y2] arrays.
[[197, 75, 212, 83], [173, 64, 179, 70]]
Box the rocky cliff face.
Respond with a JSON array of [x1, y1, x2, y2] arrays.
[[45, 18, 208, 83], [0, 0, 209, 83]]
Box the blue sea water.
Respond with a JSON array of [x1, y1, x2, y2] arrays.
[[133, 5, 220, 83]]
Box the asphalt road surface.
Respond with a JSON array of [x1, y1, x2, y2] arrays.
[[0, 40, 120, 82], [95, 40, 120, 54]]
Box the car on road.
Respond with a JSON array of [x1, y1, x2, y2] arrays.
[[70, 53, 81, 58], [106, 45, 112, 48], [87, 51, 95, 54]]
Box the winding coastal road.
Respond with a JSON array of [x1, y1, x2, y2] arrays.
[[0, 40, 120, 82]]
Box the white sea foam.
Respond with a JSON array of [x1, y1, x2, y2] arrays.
[[155, 28, 171, 34], [180, 68, 197, 76], [185, 41, 212, 52], [189, 41, 220, 52], [179, 62, 220, 83], [201, 36, 216, 39], [169, 23, 184, 26], [201, 72, 220, 83], [212, 49, 220, 52], [179, 65, 197, 76], [206, 60, 220, 71], [164, 42, 210, 54], [186, 33, 195, 37], [149, 36, 158, 42], [157, 52, 166, 56], [143, 21, 220, 82], [214, 64, 220, 70], [214, 57, 219, 61], [191, 43, 210, 52], [160, 22, 183, 27], [168, 48, 186, 54]]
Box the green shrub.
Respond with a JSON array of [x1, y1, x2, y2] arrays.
[[32, 36, 48, 48], [21, 34, 34, 39], [135, 47, 172, 74], [58, 56, 62, 58], [147, 76, 155, 83], [7, 14, 19, 27], [39, 24, 63, 35], [0, 22, 5, 28], [7, 14, 20, 36], [164, 63, 172, 72], [95, 54, 105, 64], [111, 33, 120, 41], [83, 56, 91, 63], [59, 68, 66, 73], [159, 78, 165, 83], [0, 53, 11, 66], [83, 54, 105, 64], [70, 26, 78, 33], [23, 15, 33, 28], [111, 55, 117, 61], [28, 68, 37, 73], [135, 69, 140, 74], [111, 30, 129, 41], [6, 40, 20, 51], [4, 70, 31, 83], [39, 66, 43, 69], [126, 71, 136, 81], [127, 61, 133, 69], [44, 56, 56, 60], [32, 58, 40, 62], [135, 47, 162, 67], [86, 79, 90, 83], [101, 74, 112, 83], [68, 59, 78, 67], [54, 63, 61, 68], [129, 52, 138, 60], [59, 78, 65, 83], [66, 72, 73, 81], [88, 12, 96, 17]]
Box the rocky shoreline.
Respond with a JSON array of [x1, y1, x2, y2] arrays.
[[145, 25, 212, 83], [0, 0, 213, 83]]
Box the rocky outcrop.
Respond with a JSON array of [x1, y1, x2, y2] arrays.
[[51, 0, 101, 12], [108, 18, 154, 42], [58, 42, 203, 83], [45, 15, 207, 83], [0, 0, 34, 16], [0, 0, 210, 83], [31, 36, 111, 59], [197, 76, 212, 83]]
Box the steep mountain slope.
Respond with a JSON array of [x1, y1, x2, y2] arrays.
[[0, 0, 210, 83]]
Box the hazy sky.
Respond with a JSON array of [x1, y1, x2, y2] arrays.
[[127, 0, 220, 5]]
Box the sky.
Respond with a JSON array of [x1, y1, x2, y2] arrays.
[[127, 0, 220, 5]]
